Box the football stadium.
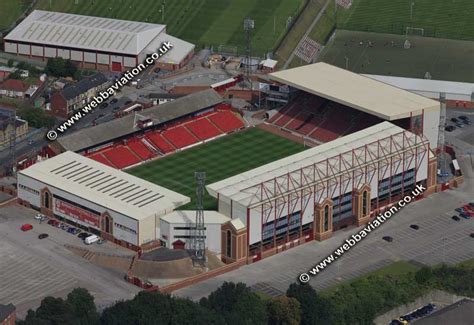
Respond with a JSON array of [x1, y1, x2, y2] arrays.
[[18, 63, 440, 264]]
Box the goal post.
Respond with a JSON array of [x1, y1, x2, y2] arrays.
[[405, 27, 424, 36]]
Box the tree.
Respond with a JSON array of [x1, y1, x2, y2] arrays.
[[7, 59, 14, 67], [33, 296, 76, 325], [267, 296, 301, 325], [286, 283, 334, 325], [17, 105, 56, 129], [66, 288, 99, 325], [45, 58, 77, 78], [200, 282, 268, 325]]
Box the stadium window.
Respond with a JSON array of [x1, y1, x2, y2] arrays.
[[44, 192, 50, 209], [226, 230, 232, 257], [324, 205, 329, 231], [362, 190, 368, 216]]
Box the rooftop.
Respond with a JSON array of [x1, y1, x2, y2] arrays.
[[56, 88, 223, 152], [61, 73, 108, 100], [161, 210, 230, 225], [0, 303, 15, 321], [5, 10, 165, 55], [269, 62, 440, 120], [207, 122, 429, 207], [19, 151, 190, 220], [0, 79, 29, 92]]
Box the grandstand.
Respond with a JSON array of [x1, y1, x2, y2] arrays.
[[78, 104, 245, 169], [267, 63, 440, 148]]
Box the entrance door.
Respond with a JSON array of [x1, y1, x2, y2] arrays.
[[111, 61, 122, 72]]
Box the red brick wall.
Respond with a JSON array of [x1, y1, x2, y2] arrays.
[[49, 92, 68, 118]]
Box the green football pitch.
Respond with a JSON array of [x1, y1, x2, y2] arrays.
[[317, 30, 474, 83], [337, 0, 474, 41], [33, 0, 304, 56], [128, 128, 306, 210]]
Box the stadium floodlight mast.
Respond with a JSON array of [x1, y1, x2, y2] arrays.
[[191, 172, 206, 267], [243, 18, 254, 89], [410, 1, 415, 20]]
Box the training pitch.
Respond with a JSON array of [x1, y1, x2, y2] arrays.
[[128, 128, 306, 210], [318, 30, 474, 83], [34, 0, 303, 56], [337, 0, 474, 41]]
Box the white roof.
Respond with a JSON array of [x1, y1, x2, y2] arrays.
[[5, 10, 165, 55], [260, 59, 278, 69], [229, 218, 245, 231], [364, 74, 474, 100], [208, 122, 429, 207], [161, 210, 230, 225], [269, 62, 439, 120], [145, 33, 195, 64], [19, 151, 190, 220]]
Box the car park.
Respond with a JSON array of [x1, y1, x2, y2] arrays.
[[38, 233, 49, 239], [382, 236, 393, 242], [452, 215, 460, 221], [409, 224, 419, 230], [21, 224, 33, 231]]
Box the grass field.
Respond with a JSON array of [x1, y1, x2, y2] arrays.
[[337, 0, 474, 41], [0, 0, 31, 31], [317, 30, 474, 82], [128, 128, 306, 210], [33, 0, 304, 56], [274, 0, 326, 66]]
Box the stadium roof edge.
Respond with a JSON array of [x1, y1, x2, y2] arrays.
[[269, 62, 440, 120], [56, 88, 222, 152]]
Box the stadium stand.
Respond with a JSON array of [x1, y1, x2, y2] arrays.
[[127, 139, 156, 160], [185, 117, 222, 141], [209, 111, 245, 133], [146, 132, 176, 154], [88, 153, 117, 168], [103, 146, 142, 169], [162, 126, 199, 149]]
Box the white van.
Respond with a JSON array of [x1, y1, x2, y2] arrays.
[[84, 235, 99, 245]]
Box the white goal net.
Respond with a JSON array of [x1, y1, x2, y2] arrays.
[[405, 27, 424, 36]]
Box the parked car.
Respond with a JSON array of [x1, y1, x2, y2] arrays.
[[459, 213, 470, 220], [470, 233, 474, 238], [469, 202, 474, 208], [445, 125, 455, 132], [84, 235, 99, 245], [409, 224, 419, 230], [451, 117, 459, 123], [111, 98, 118, 104], [455, 207, 463, 213], [78, 232, 90, 239], [101, 102, 108, 108], [67, 227, 77, 234], [382, 236, 393, 242], [458, 115, 469, 121], [34, 214, 44, 220], [97, 238, 106, 245], [21, 224, 33, 231], [60, 223, 69, 230], [455, 123, 464, 128], [124, 100, 132, 105], [38, 233, 49, 239], [452, 215, 460, 221]]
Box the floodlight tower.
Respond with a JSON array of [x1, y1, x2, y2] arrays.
[[437, 93, 447, 182], [243, 18, 254, 89], [8, 112, 17, 176], [192, 171, 206, 267]]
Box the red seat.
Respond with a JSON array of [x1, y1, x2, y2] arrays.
[[103, 146, 141, 169], [128, 141, 155, 160], [88, 153, 117, 168], [208, 111, 244, 133], [162, 126, 198, 149], [146, 133, 176, 153], [185, 118, 222, 140]]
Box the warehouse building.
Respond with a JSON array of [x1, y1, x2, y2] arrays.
[[208, 122, 436, 263], [17, 151, 190, 251], [4, 10, 195, 72]]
